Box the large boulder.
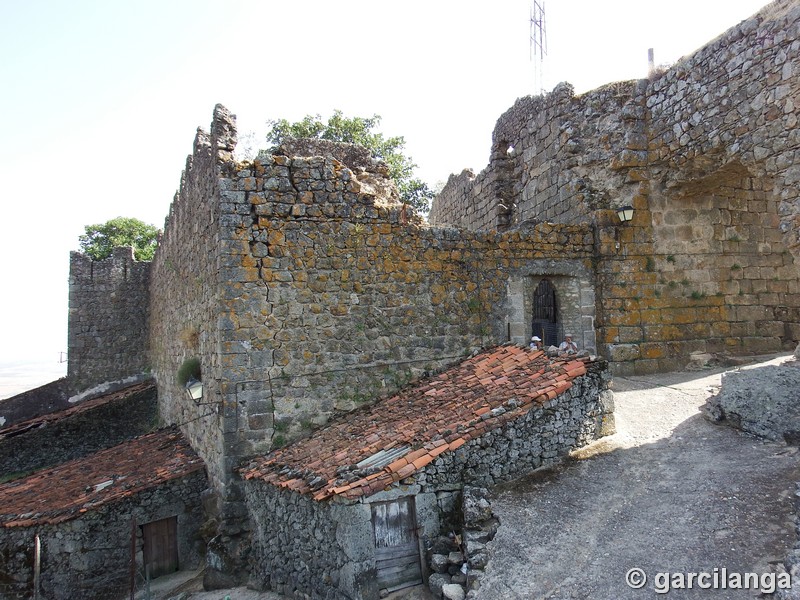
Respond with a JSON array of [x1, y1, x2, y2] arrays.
[[705, 362, 800, 442]]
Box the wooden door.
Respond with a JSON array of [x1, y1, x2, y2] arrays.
[[371, 497, 422, 593], [142, 516, 178, 579]]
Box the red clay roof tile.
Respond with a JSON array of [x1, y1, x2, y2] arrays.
[[240, 346, 593, 501], [429, 444, 450, 458], [0, 428, 204, 528], [396, 464, 416, 479], [449, 437, 467, 451], [412, 454, 435, 470], [405, 448, 429, 464]]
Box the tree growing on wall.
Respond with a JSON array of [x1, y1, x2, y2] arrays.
[[266, 110, 435, 214], [78, 217, 159, 261]]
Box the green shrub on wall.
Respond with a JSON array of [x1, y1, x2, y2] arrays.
[[177, 357, 202, 386]]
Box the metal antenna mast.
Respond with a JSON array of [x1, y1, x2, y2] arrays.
[[530, 0, 548, 95]]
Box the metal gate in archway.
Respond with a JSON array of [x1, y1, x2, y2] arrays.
[[531, 279, 562, 347]]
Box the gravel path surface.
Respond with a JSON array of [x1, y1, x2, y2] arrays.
[[479, 355, 800, 599]]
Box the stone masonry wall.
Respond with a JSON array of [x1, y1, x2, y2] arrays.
[[429, 0, 800, 374], [430, 81, 639, 231], [414, 361, 612, 493], [0, 471, 207, 600], [68, 247, 150, 392], [244, 483, 376, 600], [0, 383, 158, 478], [148, 106, 596, 506], [213, 148, 595, 459], [619, 0, 800, 374], [418, 362, 612, 598], [149, 105, 236, 502], [146, 106, 594, 583]]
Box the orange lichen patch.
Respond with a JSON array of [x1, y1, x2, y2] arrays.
[[240, 346, 594, 502], [0, 428, 204, 528]]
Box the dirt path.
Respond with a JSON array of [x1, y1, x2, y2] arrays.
[[479, 355, 800, 599]]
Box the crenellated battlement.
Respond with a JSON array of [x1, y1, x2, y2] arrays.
[[67, 247, 151, 392]]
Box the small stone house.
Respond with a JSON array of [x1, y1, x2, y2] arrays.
[[0, 428, 207, 600], [241, 345, 613, 599]]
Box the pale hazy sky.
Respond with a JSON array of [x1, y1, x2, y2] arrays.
[[0, 0, 770, 396]]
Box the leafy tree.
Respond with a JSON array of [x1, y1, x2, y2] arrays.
[[266, 110, 435, 214], [78, 217, 159, 261]]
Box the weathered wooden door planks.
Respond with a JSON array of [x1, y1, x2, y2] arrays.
[[371, 497, 422, 592], [142, 516, 178, 579]]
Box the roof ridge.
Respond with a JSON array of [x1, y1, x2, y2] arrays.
[[0, 426, 204, 528], [241, 346, 594, 501]]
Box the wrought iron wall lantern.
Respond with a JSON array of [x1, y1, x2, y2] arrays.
[[616, 205, 634, 223], [613, 205, 635, 251], [184, 377, 204, 403], [184, 378, 221, 407], [177, 357, 218, 406]]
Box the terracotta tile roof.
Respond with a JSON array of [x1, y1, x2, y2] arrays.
[[0, 427, 205, 528], [0, 381, 156, 438], [242, 345, 590, 502]]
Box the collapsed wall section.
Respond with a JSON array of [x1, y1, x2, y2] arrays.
[[67, 247, 151, 392], [429, 0, 800, 373], [430, 81, 646, 230]]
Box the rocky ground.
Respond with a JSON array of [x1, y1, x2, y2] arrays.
[[479, 353, 800, 599], [706, 360, 800, 442]]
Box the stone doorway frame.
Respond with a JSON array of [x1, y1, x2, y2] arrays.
[[505, 260, 596, 354]]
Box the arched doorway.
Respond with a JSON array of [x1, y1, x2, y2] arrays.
[[532, 279, 561, 347]]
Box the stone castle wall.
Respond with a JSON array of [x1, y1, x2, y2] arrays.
[[430, 0, 800, 374], [210, 148, 595, 461], [626, 0, 800, 372], [67, 247, 151, 391], [144, 110, 592, 582], [145, 106, 596, 499], [430, 81, 639, 231], [68, 0, 800, 483], [148, 105, 236, 500]]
